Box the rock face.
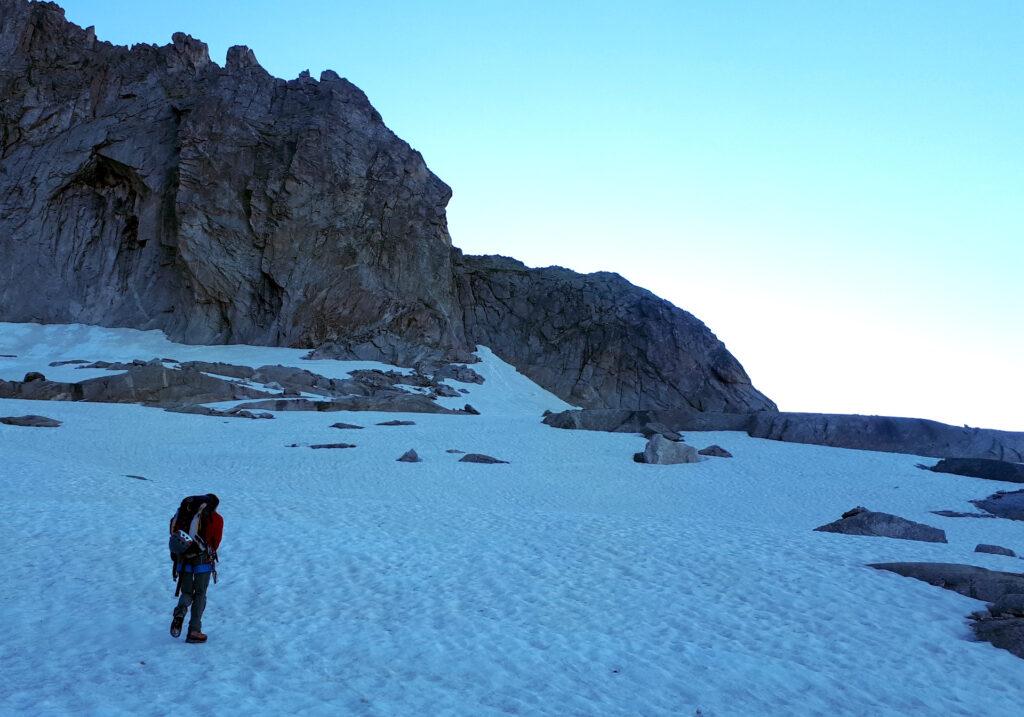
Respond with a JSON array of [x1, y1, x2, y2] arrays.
[[0, 0, 772, 413], [814, 507, 947, 543], [0, 0, 464, 357], [928, 458, 1024, 484], [453, 254, 775, 412], [634, 434, 700, 465]]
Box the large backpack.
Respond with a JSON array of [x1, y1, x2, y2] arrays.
[[168, 495, 213, 565]]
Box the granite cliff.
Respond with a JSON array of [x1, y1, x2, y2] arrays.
[[0, 0, 775, 412]]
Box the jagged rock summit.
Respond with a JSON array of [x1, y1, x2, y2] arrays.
[[0, 0, 775, 413]]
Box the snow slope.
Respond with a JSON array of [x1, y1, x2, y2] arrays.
[[1, 323, 1023, 716]]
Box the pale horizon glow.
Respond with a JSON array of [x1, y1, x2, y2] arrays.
[[57, 0, 1024, 430]]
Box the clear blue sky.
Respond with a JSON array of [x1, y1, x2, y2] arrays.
[[58, 1, 1024, 429]]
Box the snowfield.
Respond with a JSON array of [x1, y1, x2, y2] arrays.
[[1, 323, 1022, 716]]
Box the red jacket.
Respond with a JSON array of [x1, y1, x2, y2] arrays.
[[203, 511, 224, 552]]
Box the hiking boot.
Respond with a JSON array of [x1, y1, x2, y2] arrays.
[[185, 630, 208, 643], [170, 614, 184, 639]]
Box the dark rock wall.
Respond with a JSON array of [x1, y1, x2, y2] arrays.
[[1, 0, 465, 352], [0, 0, 773, 413]]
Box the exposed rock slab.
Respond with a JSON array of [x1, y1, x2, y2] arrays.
[[0, 365, 272, 407], [971, 490, 1024, 521], [971, 617, 1024, 660], [459, 453, 508, 464], [433, 364, 484, 385], [699, 445, 732, 458], [815, 507, 947, 543], [0, 414, 61, 427], [234, 396, 456, 414], [543, 409, 1024, 461], [927, 458, 1024, 484], [869, 563, 1024, 602], [976, 544, 1017, 558]]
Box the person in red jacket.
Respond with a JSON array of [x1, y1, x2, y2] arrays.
[[170, 494, 223, 643]]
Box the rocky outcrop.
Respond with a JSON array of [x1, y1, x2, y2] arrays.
[[0, 414, 61, 427], [976, 544, 1017, 558], [543, 408, 1024, 461], [233, 396, 458, 414], [459, 453, 508, 464], [870, 563, 1024, 661], [0, 0, 465, 357], [453, 254, 775, 412], [869, 563, 1024, 603], [0, 365, 272, 406], [0, 0, 772, 414], [815, 507, 947, 543], [397, 449, 421, 463], [971, 490, 1024, 521], [927, 458, 1024, 484]]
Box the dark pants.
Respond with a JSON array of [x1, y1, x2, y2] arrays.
[[174, 571, 212, 632]]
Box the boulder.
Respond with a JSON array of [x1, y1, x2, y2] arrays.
[[378, 420, 416, 426], [698, 445, 733, 458], [971, 490, 1024, 521], [0, 415, 61, 427], [976, 544, 1017, 558], [397, 449, 421, 463], [459, 453, 508, 464], [432, 384, 461, 398], [929, 458, 1024, 484], [868, 563, 1024, 602], [815, 507, 947, 543], [634, 434, 699, 465], [23, 372, 45, 382]]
